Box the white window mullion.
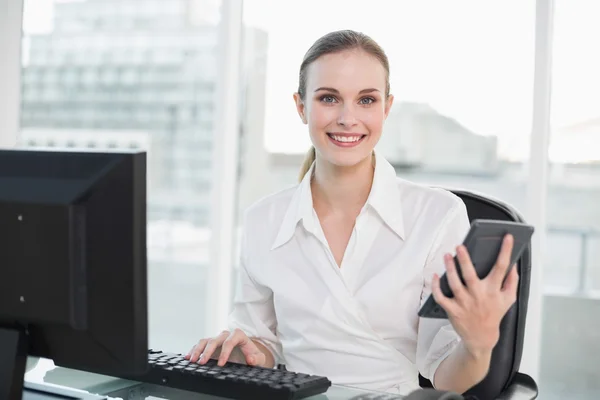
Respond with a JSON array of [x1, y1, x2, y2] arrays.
[[522, 0, 555, 381], [206, 0, 244, 337], [0, 0, 24, 148]]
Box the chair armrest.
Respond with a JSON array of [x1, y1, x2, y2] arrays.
[[495, 372, 539, 400]]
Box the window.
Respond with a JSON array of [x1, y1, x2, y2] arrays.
[[15, 1, 594, 398], [540, 2, 600, 399], [240, 0, 536, 211], [19, 0, 227, 354]]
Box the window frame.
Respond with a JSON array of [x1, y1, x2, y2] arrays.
[[205, 0, 245, 336]]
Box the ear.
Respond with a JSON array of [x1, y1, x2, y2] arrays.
[[384, 94, 394, 119], [293, 93, 308, 124]]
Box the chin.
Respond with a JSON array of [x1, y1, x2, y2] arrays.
[[321, 148, 373, 168]]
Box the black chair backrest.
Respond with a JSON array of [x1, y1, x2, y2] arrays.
[[419, 189, 532, 399]]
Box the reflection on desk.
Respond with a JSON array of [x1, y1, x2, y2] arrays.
[[23, 381, 106, 400], [24, 357, 405, 400], [108, 384, 405, 400]]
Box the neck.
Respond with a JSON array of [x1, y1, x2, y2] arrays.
[[311, 153, 375, 215]]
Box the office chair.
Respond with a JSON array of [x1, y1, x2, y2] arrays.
[[418, 188, 539, 400]]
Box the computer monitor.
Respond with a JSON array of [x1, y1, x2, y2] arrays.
[[0, 149, 148, 399]]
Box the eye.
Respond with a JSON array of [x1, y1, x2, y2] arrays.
[[359, 97, 375, 105], [319, 95, 337, 104]]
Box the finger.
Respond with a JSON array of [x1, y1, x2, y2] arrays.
[[185, 346, 194, 360], [187, 340, 208, 363], [200, 331, 229, 364], [489, 234, 514, 286], [444, 253, 467, 300], [218, 329, 246, 366], [431, 273, 457, 316], [502, 264, 519, 306], [186, 341, 205, 360], [456, 245, 478, 287]]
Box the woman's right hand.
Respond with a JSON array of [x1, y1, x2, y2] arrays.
[[184, 329, 268, 367]]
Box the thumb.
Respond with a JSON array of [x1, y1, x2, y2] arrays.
[[247, 351, 267, 367], [239, 338, 266, 366]]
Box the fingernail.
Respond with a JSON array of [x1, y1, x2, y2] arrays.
[[248, 356, 254, 365]]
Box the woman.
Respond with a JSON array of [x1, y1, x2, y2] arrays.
[[185, 30, 518, 395]]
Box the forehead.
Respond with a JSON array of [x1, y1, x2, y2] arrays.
[[306, 49, 387, 92]]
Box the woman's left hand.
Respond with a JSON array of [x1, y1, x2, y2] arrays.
[[431, 234, 519, 359]]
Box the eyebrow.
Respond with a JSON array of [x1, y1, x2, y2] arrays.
[[314, 87, 380, 94]]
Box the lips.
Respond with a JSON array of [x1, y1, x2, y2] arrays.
[[326, 133, 366, 148]]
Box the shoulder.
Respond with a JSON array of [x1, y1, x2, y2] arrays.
[[395, 177, 468, 239], [396, 177, 466, 215], [241, 184, 298, 231]]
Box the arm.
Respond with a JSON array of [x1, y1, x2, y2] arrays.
[[418, 198, 519, 394], [416, 200, 480, 390], [225, 259, 282, 367], [433, 341, 491, 393], [187, 216, 282, 368], [226, 215, 283, 367], [431, 233, 519, 394]]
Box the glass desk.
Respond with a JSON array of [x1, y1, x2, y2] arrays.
[[23, 357, 405, 400]]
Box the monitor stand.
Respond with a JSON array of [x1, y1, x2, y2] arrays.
[[0, 326, 28, 400]]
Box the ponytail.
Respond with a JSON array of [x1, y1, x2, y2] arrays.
[[298, 146, 316, 182]]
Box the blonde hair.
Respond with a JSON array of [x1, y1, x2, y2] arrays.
[[296, 30, 390, 182], [298, 146, 316, 182]]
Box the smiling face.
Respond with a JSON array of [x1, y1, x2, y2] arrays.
[[294, 49, 394, 168]]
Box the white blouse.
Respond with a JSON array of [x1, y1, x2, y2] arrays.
[[228, 151, 471, 395]]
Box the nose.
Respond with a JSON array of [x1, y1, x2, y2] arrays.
[[337, 104, 358, 127]]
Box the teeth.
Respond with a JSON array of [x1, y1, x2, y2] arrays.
[[332, 135, 362, 143]]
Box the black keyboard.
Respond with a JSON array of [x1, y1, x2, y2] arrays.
[[139, 349, 332, 399]]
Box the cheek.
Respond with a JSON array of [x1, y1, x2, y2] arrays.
[[361, 109, 385, 134], [308, 105, 336, 131]]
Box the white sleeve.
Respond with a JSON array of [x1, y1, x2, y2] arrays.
[[416, 199, 471, 384], [227, 222, 284, 365]]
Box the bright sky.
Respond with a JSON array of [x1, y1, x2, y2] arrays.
[[22, 0, 600, 162]]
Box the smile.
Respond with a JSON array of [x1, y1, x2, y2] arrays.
[[326, 133, 367, 148]]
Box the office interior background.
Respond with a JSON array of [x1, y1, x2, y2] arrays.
[[1, 0, 598, 399]]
